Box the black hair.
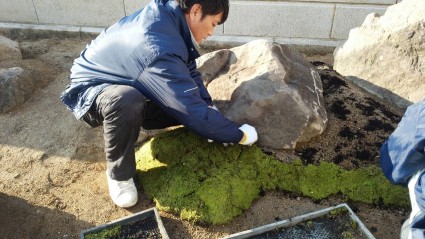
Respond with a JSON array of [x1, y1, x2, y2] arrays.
[[179, 0, 229, 24]]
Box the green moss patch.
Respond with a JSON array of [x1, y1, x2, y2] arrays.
[[85, 225, 121, 239], [135, 128, 408, 225]]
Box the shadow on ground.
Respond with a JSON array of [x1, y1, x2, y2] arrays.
[[0, 192, 93, 238]]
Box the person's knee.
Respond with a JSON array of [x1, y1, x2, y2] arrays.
[[105, 86, 146, 123]]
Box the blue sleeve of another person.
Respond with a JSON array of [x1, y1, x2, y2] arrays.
[[380, 100, 425, 185]]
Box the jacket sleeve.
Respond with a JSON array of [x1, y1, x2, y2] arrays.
[[135, 54, 244, 143], [187, 60, 212, 106], [380, 100, 425, 185]]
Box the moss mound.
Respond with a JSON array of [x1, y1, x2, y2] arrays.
[[135, 128, 408, 225]]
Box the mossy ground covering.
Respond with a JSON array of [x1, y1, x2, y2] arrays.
[[85, 225, 121, 239], [135, 128, 408, 225]]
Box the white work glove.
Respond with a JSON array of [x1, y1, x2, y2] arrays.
[[239, 124, 258, 146]]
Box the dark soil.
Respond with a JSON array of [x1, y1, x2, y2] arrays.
[[291, 62, 403, 170], [121, 218, 162, 239]]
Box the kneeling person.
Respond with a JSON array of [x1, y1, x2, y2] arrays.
[[60, 0, 258, 208]]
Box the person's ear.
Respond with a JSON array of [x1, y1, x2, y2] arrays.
[[189, 3, 202, 19]]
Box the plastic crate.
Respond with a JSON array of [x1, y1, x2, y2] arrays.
[[222, 203, 375, 239], [80, 207, 169, 239]]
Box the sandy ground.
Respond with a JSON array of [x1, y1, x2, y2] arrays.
[[0, 35, 408, 239]]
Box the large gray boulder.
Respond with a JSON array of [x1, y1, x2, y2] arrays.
[[0, 35, 22, 61], [333, 0, 425, 109], [0, 67, 33, 113], [197, 40, 327, 149]]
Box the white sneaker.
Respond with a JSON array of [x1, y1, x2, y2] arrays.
[[106, 172, 138, 208]]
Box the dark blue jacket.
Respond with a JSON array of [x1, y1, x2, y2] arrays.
[[60, 0, 243, 143]]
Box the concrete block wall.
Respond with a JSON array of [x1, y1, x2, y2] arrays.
[[0, 0, 401, 50]]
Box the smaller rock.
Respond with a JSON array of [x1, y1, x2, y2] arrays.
[[0, 67, 33, 113], [0, 35, 22, 61]]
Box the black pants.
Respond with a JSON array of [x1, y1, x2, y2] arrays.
[[81, 85, 179, 181]]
